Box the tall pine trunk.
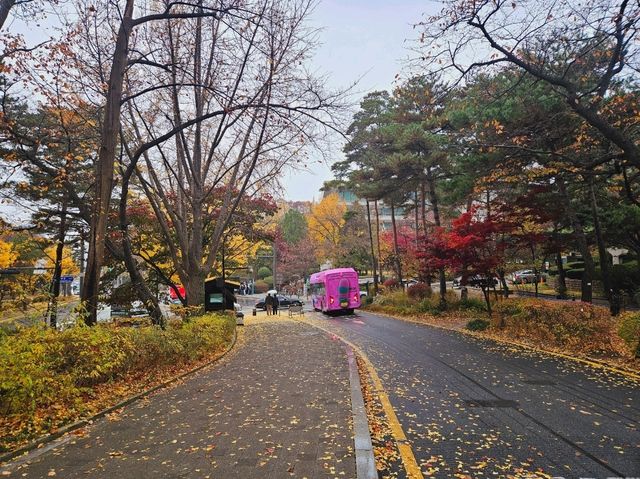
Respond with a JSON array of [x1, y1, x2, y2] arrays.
[[366, 200, 379, 294], [555, 250, 567, 298], [427, 169, 446, 303], [374, 200, 383, 282], [556, 177, 594, 302], [390, 203, 402, 284], [588, 173, 618, 314]]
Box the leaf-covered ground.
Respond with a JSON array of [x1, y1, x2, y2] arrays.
[[1, 315, 357, 478]]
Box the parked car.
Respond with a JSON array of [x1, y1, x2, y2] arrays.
[[453, 274, 498, 288], [255, 295, 303, 310], [512, 269, 538, 284]]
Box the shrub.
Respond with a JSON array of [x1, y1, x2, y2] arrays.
[[458, 298, 487, 312], [383, 278, 400, 289], [416, 297, 440, 315], [31, 294, 50, 304], [170, 305, 204, 319], [257, 266, 272, 280], [407, 282, 431, 300], [0, 314, 235, 451], [610, 262, 640, 296], [618, 312, 640, 355], [492, 298, 628, 357], [466, 319, 489, 331], [633, 290, 640, 307], [254, 280, 269, 293], [373, 290, 410, 308]]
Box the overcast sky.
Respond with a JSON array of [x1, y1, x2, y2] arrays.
[[283, 0, 441, 202]]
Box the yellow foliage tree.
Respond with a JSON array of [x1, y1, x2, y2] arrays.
[[44, 245, 79, 275], [0, 240, 17, 269], [307, 193, 347, 264]]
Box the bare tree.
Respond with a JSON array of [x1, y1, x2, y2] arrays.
[[74, 1, 261, 323], [120, 0, 343, 307]]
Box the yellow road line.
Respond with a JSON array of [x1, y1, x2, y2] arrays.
[[359, 352, 424, 479], [308, 321, 424, 479]]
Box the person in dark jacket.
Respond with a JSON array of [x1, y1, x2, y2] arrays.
[[265, 293, 274, 315], [272, 294, 280, 315]]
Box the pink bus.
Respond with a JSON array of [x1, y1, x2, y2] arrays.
[[310, 267, 361, 314]]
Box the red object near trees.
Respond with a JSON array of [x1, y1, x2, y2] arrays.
[[418, 208, 512, 315]]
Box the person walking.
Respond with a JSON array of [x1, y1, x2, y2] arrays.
[[265, 293, 274, 316], [272, 294, 280, 316]]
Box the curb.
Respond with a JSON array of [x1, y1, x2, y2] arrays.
[[363, 308, 640, 382], [307, 319, 424, 479], [344, 344, 377, 479], [0, 328, 238, 466]]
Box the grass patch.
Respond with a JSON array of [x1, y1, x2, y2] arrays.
[[0, 313, 235, 452]]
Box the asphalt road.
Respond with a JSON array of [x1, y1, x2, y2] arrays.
[[309, 310, 640, 479]]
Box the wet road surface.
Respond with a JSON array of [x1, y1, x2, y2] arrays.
[[309, 310, 640, 479]]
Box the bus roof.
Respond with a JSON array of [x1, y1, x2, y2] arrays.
[[310, 267, 358, 283]]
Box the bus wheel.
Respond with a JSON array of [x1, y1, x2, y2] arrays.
[[346, 309, 354, 315]]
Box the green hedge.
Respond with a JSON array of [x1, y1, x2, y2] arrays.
[[564, 262, 640, 295], [566, 261, 585, 269], [566, 268, 584, 280], [0, 314, 235, 451]]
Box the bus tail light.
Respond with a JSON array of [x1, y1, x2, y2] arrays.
[[354, 294, 359, 302], [329, 296, 335, 305]]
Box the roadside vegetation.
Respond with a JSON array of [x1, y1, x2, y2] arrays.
[[0, 314, 235, 452], [365, 287, 640, 370]]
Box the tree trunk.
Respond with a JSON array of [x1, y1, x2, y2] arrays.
[[186, 7, 206, 308], [426, 168, 446, 303], [184, 269, 206, 309], [374, 200, 382, 282], [556, 176, 594, 302], [0, 0, 15, 31], [482, 286, 493, 318], [497, 269, 509, 298], [390, 203, 402, 284], [588, 173, 618, 315], [82, 0, 135, 325], [420, 182, 428, 233], [555, 250, 567, 298], [118, 177, 165, 326], [366, 200, 379, 294], [529, 241, 539, 298], [414, 190, 419, 247], [47, 197, 68, 329]]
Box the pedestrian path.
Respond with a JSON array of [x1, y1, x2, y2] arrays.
[[4, 315, 356, 478]]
